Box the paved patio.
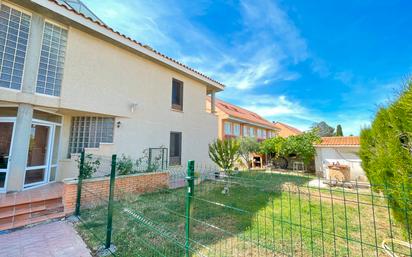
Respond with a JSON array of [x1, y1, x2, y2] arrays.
[[0, 221, 91, 257]]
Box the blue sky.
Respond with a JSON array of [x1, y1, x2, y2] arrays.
[[82, 0, 412, 135]]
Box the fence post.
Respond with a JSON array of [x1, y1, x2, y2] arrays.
[[105, 154, 117, 249], [75, 151, 85, 217], [185, 160, 195, 257]]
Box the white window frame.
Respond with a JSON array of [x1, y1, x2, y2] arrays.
[[35, 19, 68, 97], [224, 121, 232, 135], [233, 123, 240, 136], [0, 2, 32, 92]]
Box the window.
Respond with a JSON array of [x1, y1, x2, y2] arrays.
[[224, 122, 232, 135], [249, 127, 255, 137], [257, 129, 266, 138], [169, 132, 182, 166], [68, 117, 114, 154], [171, 78, 183, 110], [243, 126, 249, 137], [0, 4, 31, 90], [36, 22, 67, 96], [233, 123, 240, 136]]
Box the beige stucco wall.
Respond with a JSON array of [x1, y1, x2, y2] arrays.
[[315, 146, 366, 181], [54, 28, 219, 180], [1, 14, 219, 183]]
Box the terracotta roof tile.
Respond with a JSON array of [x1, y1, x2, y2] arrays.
[[209, 98, 277, 129], [317, 136, 360, 146], [48, 0, 225, 88], [273, 122, 302, 137]]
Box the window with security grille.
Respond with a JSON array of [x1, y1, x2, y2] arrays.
[[68, 117, 114, 154], [0, 4, 31, 90], [36, 22, 67, 96]]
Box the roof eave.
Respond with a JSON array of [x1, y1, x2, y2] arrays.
[[29, 0, 225, 92], [315, 145, 360, 148]]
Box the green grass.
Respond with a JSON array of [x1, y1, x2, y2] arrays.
[[76, 172, 410, 257]]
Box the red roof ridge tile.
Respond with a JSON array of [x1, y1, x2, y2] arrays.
[[207, 97, 277, 129], [317, 136, 360, 146], [273, 122, 302, 134]]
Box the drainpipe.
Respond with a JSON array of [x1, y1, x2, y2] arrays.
[[211, 91, 216, 113]]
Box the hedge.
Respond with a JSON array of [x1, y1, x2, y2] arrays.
[[359, 81, 412, 234]]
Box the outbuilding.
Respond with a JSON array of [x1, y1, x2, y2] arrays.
[[314, 136, 368, 182]]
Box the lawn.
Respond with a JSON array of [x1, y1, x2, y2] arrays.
[[76, 171, 410, 257]]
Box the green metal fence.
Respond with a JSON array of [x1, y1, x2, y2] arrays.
[[74, 153, 412, 257]]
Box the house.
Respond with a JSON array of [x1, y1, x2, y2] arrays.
[[273, 122, 302, 138], [206, 97, 278, 168], [314, 136, 368, 182], [0, 0, 224, 193]]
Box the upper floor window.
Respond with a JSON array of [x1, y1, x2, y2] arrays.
[[224, 122, 232, 135], [0, 4, 31, 90], [36, 22, 67, 96], [243, 126, 249, 137], [249, 127, 255, 137], [171, 78, 183, 111], [68, 117, 114, 154], [257, 129, 266, 139], [233, 123, 240, 136]]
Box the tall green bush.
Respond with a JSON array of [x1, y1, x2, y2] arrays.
[[360, 81, 412, 234]]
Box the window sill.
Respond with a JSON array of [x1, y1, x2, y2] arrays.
[[171, 108, 184, 113]]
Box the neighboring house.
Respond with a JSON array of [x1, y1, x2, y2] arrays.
[[273, 122, 302, 138], [314, 136, 368, 182], [0, 0, 224, 192], [206, 97, 278, 168]]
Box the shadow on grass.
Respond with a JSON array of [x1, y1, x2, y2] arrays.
[[76, 172, 410, 257]]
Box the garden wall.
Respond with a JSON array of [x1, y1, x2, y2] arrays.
[[63, 172, 169, 214]]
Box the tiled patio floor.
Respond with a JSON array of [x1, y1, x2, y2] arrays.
[[0, 221, 91, 257]]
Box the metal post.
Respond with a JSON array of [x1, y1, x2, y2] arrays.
[[75, 151, 85, 216], [185, 160, 195, 257], [148, 148, 152, 170], [105, 154, 117, 249]]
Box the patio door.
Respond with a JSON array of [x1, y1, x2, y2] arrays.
[[0, 119, 15, 192], [24, 122, 53, 188]]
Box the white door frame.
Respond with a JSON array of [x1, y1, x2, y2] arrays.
[[0, 117, 16, 193], [23, 119, 61, 189]]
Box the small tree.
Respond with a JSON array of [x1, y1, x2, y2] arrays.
[[336, 124, 343, 136], [312, 121, 335, 137], [282, 132, 321, 165], [209, 139, 240, 194], [260, 137, 287, 168], [237, 137, 260, 170]]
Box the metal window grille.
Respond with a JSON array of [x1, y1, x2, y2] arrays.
[[68, 117, 114, 154], [36, 22, 67, 96], [0, 4, 31, 90]]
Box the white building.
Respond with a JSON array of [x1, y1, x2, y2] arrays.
[[0, 0, 223, 192], [314, 137, 368, 182]]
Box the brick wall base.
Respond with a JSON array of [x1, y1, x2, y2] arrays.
[[63, 172, 169, 215]]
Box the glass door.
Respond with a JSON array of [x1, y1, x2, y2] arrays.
[[24, 122, 53, 187], [0, 119, 15, 192]]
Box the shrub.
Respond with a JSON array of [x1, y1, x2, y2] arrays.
[[76, 153, 101, 179], [209, 139, 240, 174], [116, 155, 135, 175], [359, 81, 412, 233]]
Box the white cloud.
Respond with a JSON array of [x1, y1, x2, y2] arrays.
[[84, 0, 308, 91]]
